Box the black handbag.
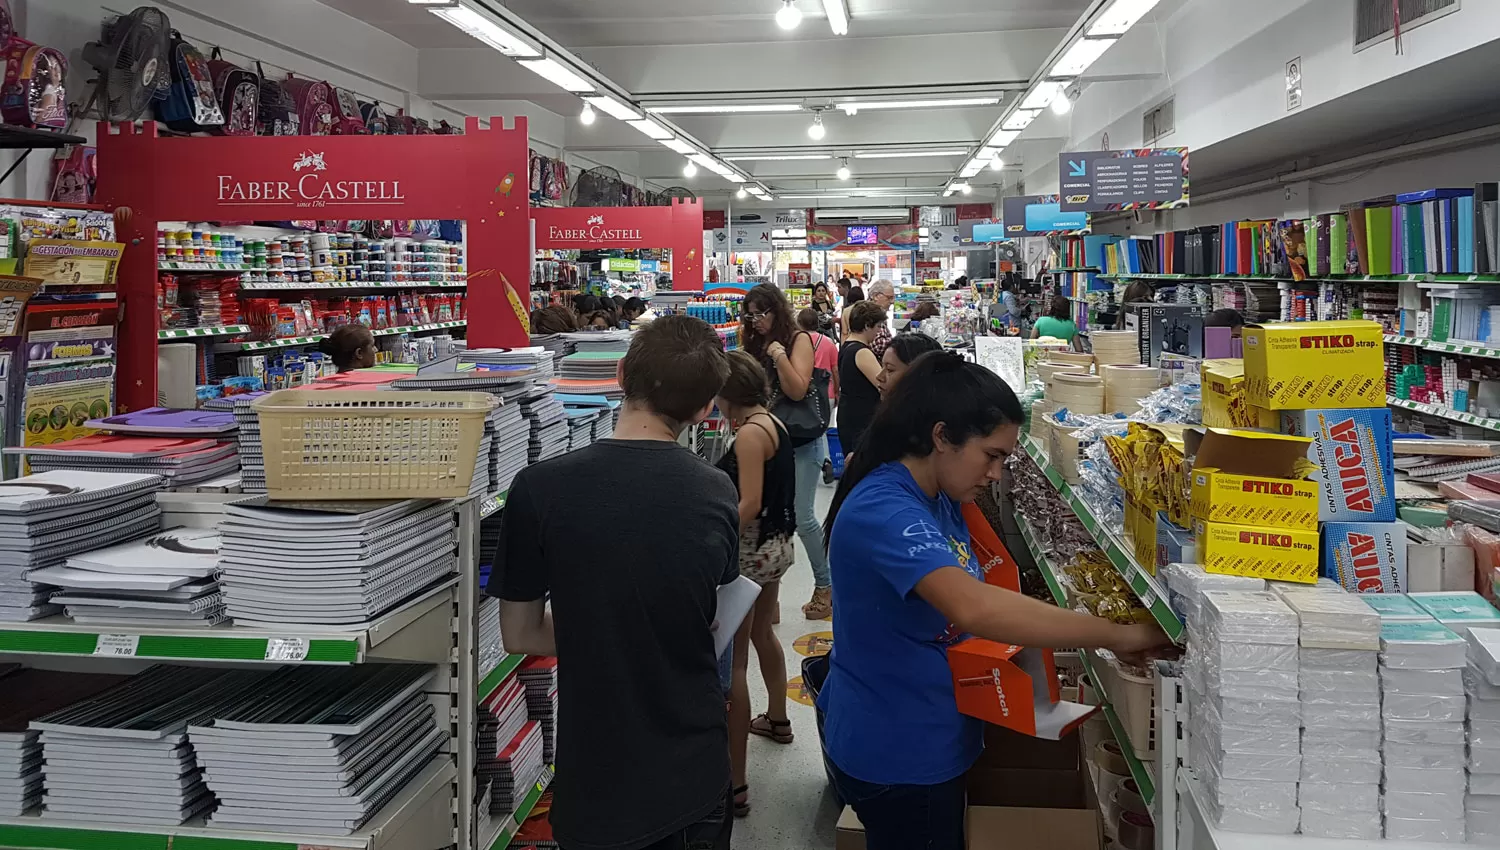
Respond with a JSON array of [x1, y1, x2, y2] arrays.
[[769, 333, 831, 447]]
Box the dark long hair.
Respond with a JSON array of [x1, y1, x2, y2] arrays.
[[823, 351, 1025, 547], [741, 283, 796, 360]]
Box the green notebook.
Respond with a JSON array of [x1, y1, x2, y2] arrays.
[[1330, 214, 1349, 274], [1366, 206, 1392, 276]]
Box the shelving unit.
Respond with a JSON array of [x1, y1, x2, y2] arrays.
[[157, 325, 249, 340], [484, 766, 554, 850], [1385, 333, 1500, 360], [1098, 272, 1472, 285], [1388, 394, 1500, 432], [239, 282, 467, 291], [214, 320, 466, 353]]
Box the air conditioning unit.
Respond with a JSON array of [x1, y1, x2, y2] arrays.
[[813, 207, 911, 224]]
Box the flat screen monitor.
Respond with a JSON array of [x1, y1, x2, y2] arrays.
[[846, 225, 879, 245]]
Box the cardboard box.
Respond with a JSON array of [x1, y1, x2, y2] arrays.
[[1323, 521, 1407, 593], [1194, 518, 1320, 583], [1124, 495, 1158, 574], [836, 807, 865, 850], [1156, 512, 1195, 569], [948, 639, 1098, 738], [1243, 320, 1385, 409], [1280, 408, 1397, 522], [1186, 428, 1319, 530], [1408, 542, 1476, 593], [836, 801, 1102, 850], [1202, 359, 1250, 429]]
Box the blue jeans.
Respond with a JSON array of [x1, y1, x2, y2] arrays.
[[828, 760, 966, 850], [793, 436, 831, 589]]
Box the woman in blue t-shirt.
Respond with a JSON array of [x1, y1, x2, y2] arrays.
[[817, 352, 1169, 850]]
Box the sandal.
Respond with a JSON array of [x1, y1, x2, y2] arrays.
[[749, 713, 794, 744], [733, 785, 750, 818], [803, 587, 832, 620]]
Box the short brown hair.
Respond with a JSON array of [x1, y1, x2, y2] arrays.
[[719, 350, 771, 408], [621, 314, 729, 426], [796, 307, 820, 332], [531, 305, 579, 335], [849, 300, 887, 333]]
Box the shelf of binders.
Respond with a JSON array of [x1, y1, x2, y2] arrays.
[[0, 578, 457, 664], [1046, 267, 1100, 273], [477, 653, 526, 703], [1384, 333, 1500, 360], [1013, 514, 1156, 806], [485, 765, 554, 850], [0, 756, 455, 850], [1388, 394, 1500, 432], [157, 325, 249, 340], [214, 320, 466, 353], [1019, 435, 1185, 642]]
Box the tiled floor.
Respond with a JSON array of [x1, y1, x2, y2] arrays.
[[733, 483, 842, 850]]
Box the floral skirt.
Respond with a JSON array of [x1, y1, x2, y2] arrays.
[[739, 520, 795, 585]]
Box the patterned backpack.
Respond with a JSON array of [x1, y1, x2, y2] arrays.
[[281, 74, 333, 136], [358, 100, 390, 135], [0, 40, 67, 129], [153, 31, 223, 132], [253, 61, 297, 136], [206, 49, 257, 136], [410, 116, 433, 135], [330, 86, 365, 134]]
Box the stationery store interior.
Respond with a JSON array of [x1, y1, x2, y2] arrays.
[[15, 1, 1500, 850]]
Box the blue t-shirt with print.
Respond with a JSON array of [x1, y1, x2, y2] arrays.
[[817, 461, 983, 785]]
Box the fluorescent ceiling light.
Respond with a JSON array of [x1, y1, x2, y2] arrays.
[[987, 129, 1020, 147], [835, 97, 1000, 114], [726, 172, 748, 183], [627, 118, 674, 139], [646, 103, 801, 114], [822, 0, 849, 35], [1002, 109, 1041, 131], [780, 195, 853, 200], [724, 154, 832, 161], [407, 0, 452, 4], [427, 3, 540, 57], [688, 154, 718, 168], [853, 149, 968, 159], [1049, 37, 1116, 78], [660, 138, 697, 154], [583, 95, 640, 121], [977, 147, 1003, 160], [1020, 81, 1067, 111], [960, 162, 985, 178], [1087, 0, 1162, 37], [518, 57, 596, 93]]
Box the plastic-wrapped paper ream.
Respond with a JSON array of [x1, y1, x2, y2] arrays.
[[1299, 700, 1381, 729], [1301, 726, 1381, 753], [1296, 808, 1383, 841], [1267, 576, 1345, 596], [1471, 773, 1500, 796], [1298, 668, 1380, 701], [1383, 765, 1469, 794], [1297, 752, 1380, 784], [1277, 586, 1381, 650], [1471, 719, 1500, 749], [1381, 690, 1467, 721], [1195, 638, 1297, 673], [1362, 592, 1435, 622], [1468, 628, 1500, 685], [1383, 788, 1466, 821], [1200, 590, 1300, 644], [1383, 815, 1467, 843], [1382, 718, 1466, 747], [1196, 765, 1300, 836], [1192, 706, 1300, 754], [1409, 590, 1500, 634], [1299, 781, 1380, 812], [1473, 698, 1500, 724], [1381, 740, 1467, 770], [1188, 648, 1299, 699], [1299, 646, 1378, 674], [1205, 749, 1302, 782], [1468, 794, 1500, 837], [1379, 620, 1467, 670], [1197, 690, 1301, 728], [1470, 745, 1500, 774], [1468, 663, 1500, 699], [1380, 666, 1466, 695]]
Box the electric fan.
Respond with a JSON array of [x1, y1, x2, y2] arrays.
[[659, 187, 697, 203], [81, 6, 172, 120], [570, 166, 625, 207]]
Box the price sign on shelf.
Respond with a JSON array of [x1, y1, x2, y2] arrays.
[[1140, 588, 1158, 608], [94, 634, 139, 657], [265, 637, 310, 662]]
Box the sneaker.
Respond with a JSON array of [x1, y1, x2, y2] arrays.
[[802, 587, 832, 620], [821, 459, 834, 485]]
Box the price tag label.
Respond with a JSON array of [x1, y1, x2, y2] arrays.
[[94, 634, 139, 657], [265, 637, 310, 662], [1140, 589, 1158, 608]]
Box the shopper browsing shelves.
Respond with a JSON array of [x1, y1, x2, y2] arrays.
[[318, 324, 377, 372], [1031, 295, 1078, 342], [818, 353, 1170, 850], [491, 315, 739, 850], [878, 333, 941, 397], [864, 280, 896, 360], [836, 301, 888, 456]]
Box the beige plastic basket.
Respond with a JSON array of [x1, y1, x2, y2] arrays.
[[253, 390, 498, 500]]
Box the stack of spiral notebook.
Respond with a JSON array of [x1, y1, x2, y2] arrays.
[[10, 436, 239, 487], [491, 721, 546, 817], [0, 471, 163, 622], [518, 657, 558, 765], [225, 394, 268, 493], [522, 387, 569, 464], [561, 330, 632, 353], [0, 669, 129, 816], [218, 498, 457, 627], [190, 665, 442, 835], [32, 666, 269, 825], [490, 402, 530, 495], [478, 676, 530, 814], [553, 352, 626, 400], [463, 348, 556, 380], [28, 528, 226, 627]]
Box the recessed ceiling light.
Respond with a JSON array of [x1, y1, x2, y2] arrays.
[[646, 104, 802, 114], [1049, 37, 1116, 78], [853, 149, 968, 159], [517, 57, 595, 93], [776, 0, 803, 30]]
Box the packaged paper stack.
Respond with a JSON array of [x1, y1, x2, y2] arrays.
[[1161, 561, 1265, 634], [593, 406, 617, 441], [1278, 588, 1382, 839], [1410, 591, 1500, 635], [1379, 619, 1469, 842], [0, 471, 163, 622], [523, 387, 569, 463], [519, 657, 558, 765], [29, 527, 226, 626], [562, 330, 632, 354], [1464, 628, 1500, 840], [553, 351, 625, 400], [478, 595, 504, 682], [1363, 593, 1436, 622], [190, 664, 442, 835], [479, 676, 530, 811], [32, 666, 268, 825], [490, 401, 530, 495], [0, 669, 129, 816], [1186, 590, 1301, 834], [12, 435, 240, 487], [491, 720, 545, 817], [218, 498, 456, 626], [473, 410, 497, 498]]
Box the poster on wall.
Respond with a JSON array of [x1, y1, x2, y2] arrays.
[[995, 195, 1090, 238], [23, 360, 114, 449], [733, 224, 772, 249], [1057, 148, 1189, 212]]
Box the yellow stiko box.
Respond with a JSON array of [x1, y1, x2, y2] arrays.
[[1243, 320, 1385, 409], [1202, 359, 1250, 429], [1186, 428, 1320, 530], [1193, 519, 1320, 583]]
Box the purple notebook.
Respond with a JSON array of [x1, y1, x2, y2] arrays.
[[85, 407, 238, 436]]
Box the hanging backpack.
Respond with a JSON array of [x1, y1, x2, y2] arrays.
[[206, 48, 257, 136], [282, 74, 333, 136], [411, 116, 433, 135], [436, 119, 462, 135], [255, 60, 297, 136], [50, 146, 96, 204], [153, 31, 223, 132], [1, 40, 67, 129], [330, 86, 365, 135], [389, 109, 413, 135], [358, 100, 390, 135]]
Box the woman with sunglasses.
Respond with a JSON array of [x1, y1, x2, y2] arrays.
[[741, 284, 831, 620]]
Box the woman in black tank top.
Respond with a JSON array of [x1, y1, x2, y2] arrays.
[[837, 300, 888, 457]]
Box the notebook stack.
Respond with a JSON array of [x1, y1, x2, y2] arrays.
[[86, 407, 240, 438], [491, 721, 545, 817], [32, 666, 268, 825], [29, 527, 226, 626], [463, 348, 556, 381], [490, 401, 530, 495], [479, 676, 530, 814], [218, 498, 456, 627], [478, 595, 504, 683], [593, 408, 616, 441], [519, 657, 558, 765], [190, 665, 443, 835], [522, 387, 569, 464], [553, 352, 626, 401], [1278, 588, 1382, 839], [229, 395, 267, 493], [1467, 628, 1500, 841], [13, 435, 239, 487], [0, 669, 129, 816], [473, 411, 498, 498], [529, 334, 574, 360], [1186, 590, 1301, 834], [565, 409, 598, 452], [0, 471, 163, 622], [562, 330, 632, 354], [1379, 619, 1469, 842]]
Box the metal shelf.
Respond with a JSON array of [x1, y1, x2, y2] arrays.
[[158, 262, 249, 272], [1098, 272, 1427, 284], [216, 321, 465, 353], [1384, 333, 1500, 360], [484, 766, 554, 850], [1387, 394, 1500, 432], [158, 325, 249, 340], [0, 124, 87, 149], [239, 282, 467, 291]]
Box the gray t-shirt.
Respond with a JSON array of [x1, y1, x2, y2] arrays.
[[489, 439, 739, 850]]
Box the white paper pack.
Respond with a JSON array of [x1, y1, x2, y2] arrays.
[[1382, 666, 1465, 695], [1379, 620, 1467, 669], [1383, 765, 1468, 794], [1383, 718, 1466, 746], [1383, 789, 1466, 821], [1470, 773, 1500, 796], [1381, 690, 1467, 722], [1296, 809, 1382, 840], [1297, 752, 1379, 784], [1471, 745, 1500, 774], [1360, 592, 1435, 621], [1278, 586, 1380, 649], [1382, 740, 1467, 769], [1301, 726, 1381, 753], [1200, 590, 1299, 644], [1299, 701, 1380, 729], [1410, 590, 1500, 634], [1299, 646, 1379, 673], [1298, 781, 1380, 811], [1469, 628, 1500, 685], [1384, 816, 1466, 843]]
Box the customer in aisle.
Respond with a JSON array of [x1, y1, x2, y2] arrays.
[[836, 301, 887, 457], [1204, 307, 1245, 334], [318, 324, 377, 372], [585, 310, 616, 330], [865, 280, 896, 359], [811, 282, 838, 336], [714, 350, 798, 817], [796, 308, 840, 402], [877, 333, 941, 397], [899, 297, 941, 333], [531, 304, 581, 335], [1031, 295, 1078, 342], [740, 283, 832, 620], [1114, 280, 1153, 329], [492, 314, 739, 850], [838, 284, 866, 338], [817, 352, 1171, 850], [622, 296, 650, 324]]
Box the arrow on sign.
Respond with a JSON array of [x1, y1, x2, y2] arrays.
[[1068, 160, 1087, 177]]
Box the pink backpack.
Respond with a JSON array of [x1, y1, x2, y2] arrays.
[[281, 74, 334, 136], [1, 40, 66, 129], [330, 86, 366, 135]]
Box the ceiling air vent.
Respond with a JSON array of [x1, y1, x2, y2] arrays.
[[1142, 98, 1174, 146], [1355, 0, 1458, 52]]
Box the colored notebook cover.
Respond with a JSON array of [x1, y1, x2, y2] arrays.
[[86, 407, 238, 436], [1365, 206, 1392, 276]]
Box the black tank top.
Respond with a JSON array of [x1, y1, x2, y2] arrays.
[[715, 414, 797, 547], [838, 340, 880, 453]]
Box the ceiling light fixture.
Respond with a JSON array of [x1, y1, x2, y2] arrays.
[[517, 57, 596, 92], [822, 0, 849, 35], [660, 138, 697, 155], [1049, 36, 1116, 78], [990, 156, 1006, 171], [960, 184, 973, 195], [724, 154, 832, 162], [736, 187, 749, 199], [776, 0, 803, 30], [646, 103, 801, 114], [959, 162, 985, 179], [853, 149, 969, 159], [987, 129, 1020, 147], [1020, 81, 1067, 112], [627, 118, 674, 140], [579, 102, 596, 125], [836, 158, 851, 180], [1001, 109, 1041, 131], [807, 111, 827, 140], [835, 97, 1000, 115], [1087, 0, 1163, 37], [1051, 94, 1072, 116], [683, 159, 698, 178], [426, 2, 541, 57], [583, 95, 641, 121]]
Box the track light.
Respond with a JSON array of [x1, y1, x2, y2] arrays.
[[808, 112, 826, 140], [579, 102, 596, 125], [736, 187, 748, 199], [776, 0, 803, 30], [836, 158, 851, 180], [683, 159, 698, 178], [1051, 95, 1072, 116], [960, 184, 972, 195], [990, 157, 1005, 171]]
